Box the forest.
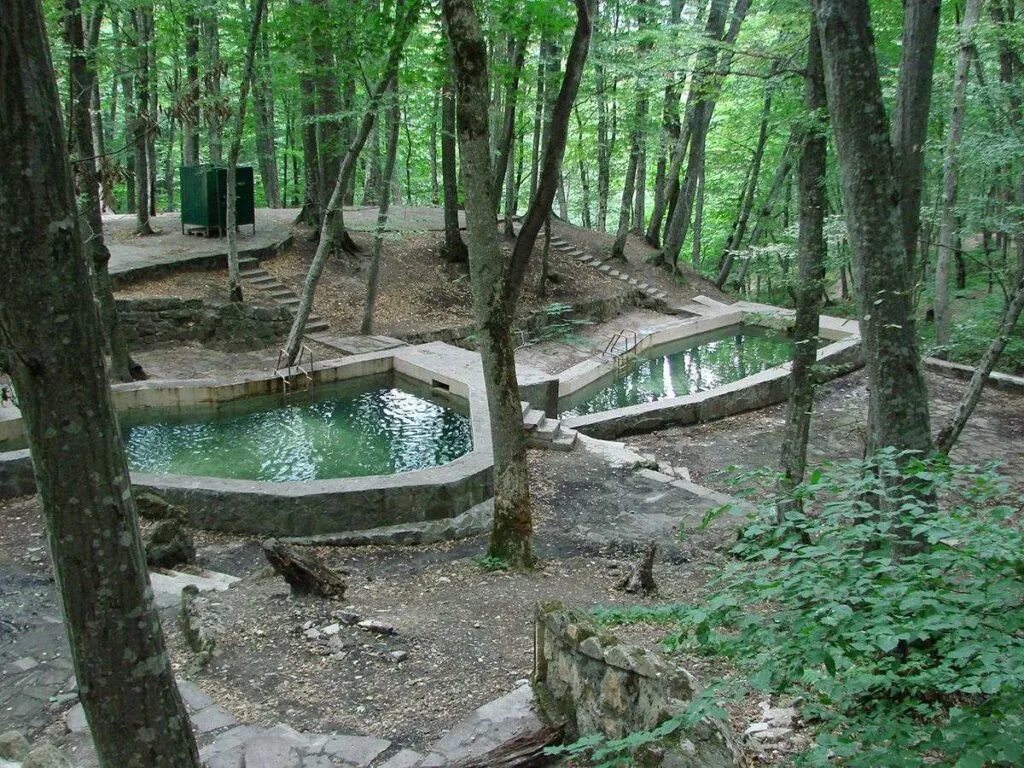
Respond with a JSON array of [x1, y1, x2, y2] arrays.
[[0, 0, 1022, 766]]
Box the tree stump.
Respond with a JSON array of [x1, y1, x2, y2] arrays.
[[615, 542, 658, 595], [262, 538, 346, 599]]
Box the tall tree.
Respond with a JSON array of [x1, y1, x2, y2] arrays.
[[183, 9, 201, 164], [441, 53, 468, 262], [778, 15, 827, 517], [935, 0, 983, 349], [64, 0, 138, 383], [282, 0, 422, 363], [812, 0, 933, 455], [0, 2, 201, 765], [443, 0, 593, 566], [362, 82, 402, 334], [132, 2, 156, 234], [891, 0, 942, 272], [225, 0, 268, 302]]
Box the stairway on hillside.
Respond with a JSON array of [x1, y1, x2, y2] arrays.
[[237, 256, 329, 335], [545, 235, 670, 303]]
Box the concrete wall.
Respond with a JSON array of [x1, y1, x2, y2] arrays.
[[116, 297, 293, 350]]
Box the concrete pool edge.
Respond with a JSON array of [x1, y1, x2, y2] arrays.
[[0, 343, 497, 537], [558, 299, 863, 440]]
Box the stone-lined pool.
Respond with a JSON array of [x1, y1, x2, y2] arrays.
[[122, 374, 473, 481], [559, 325, 797, 418]]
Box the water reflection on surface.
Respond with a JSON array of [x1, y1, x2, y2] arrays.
[[124, 376, 473, 481], [560, 326, 796, 418]]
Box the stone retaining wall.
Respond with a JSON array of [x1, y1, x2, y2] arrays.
[[116, 297, 293, 350], [395, 291, 639, 348], [533, 600, 741, 767]]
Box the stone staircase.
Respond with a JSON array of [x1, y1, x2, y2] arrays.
[[521, 401, 577, 451], [546, 235, 670, 303], [238, 256, 329, 334]]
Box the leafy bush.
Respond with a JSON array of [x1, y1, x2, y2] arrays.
[[585, 452, 1024, 766]]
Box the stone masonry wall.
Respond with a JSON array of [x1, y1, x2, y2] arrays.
[[116, 297, 293, 350], [533, 600, 741, 768]]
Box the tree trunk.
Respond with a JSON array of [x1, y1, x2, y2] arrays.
[[283, 1, 421, 363], [362, 82, 402, 334], [727, 137, 798, 289], [935, 0, 982, 350], [443, 0, 593, 567], [891, 0, 942, 273], [442, 55, 468, 263], [429, 89, 440, 203], [658, 0, 751, 269], [183, 12, 200, 164], [492, 32, 528, 204], [778, 16, 827, 518], [65, 0, 138, 383], [813, 0, 933, 456], [645, 0, 684, 246], [595, 46, 611, 231], [202, 12, 223, 164], [133, 4, 155, 234], [225, 0, 267, 304], [253, 19, 281, 207], [715, 78, 773, 279], [1, 4, 200, 764], [936, 272, 1024, 454]]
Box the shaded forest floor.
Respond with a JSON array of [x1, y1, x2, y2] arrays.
[[1, 365, 1020, 766]]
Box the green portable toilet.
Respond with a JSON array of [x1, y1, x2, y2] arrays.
[[180, 165, 256, 237]]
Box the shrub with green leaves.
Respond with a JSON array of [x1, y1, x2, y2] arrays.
[[596, 452, 1024, 766]]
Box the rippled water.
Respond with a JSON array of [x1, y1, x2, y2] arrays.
[[123, 375, 473, 481], [559, 325, 797, 418]]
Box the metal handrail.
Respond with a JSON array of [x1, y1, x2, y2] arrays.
[[275, 345, 315, 396]]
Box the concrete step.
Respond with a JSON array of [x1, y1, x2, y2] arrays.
[[523, 409, 546, 431], [535, 418, 560, 438], [550, 428, 578, 451], [608, 269, 621, 277], [238, 257, 259, 268], [598, 265, 612, 274], [520, 401, 531, 417], [268, 289, 296, 299], [245, 276, 278, 287], [304, 319, 329, 333]]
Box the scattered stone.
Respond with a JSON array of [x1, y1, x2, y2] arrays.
[[357, 619, 396, 636], [305, 628, 322, 640], [5, 657, 39, 674], [0, 731, 30, 761], [64, 704, 88, 734], [320, 734, 391, 766], [379, 749, 424, 768], [134, 491, 186, 522], [149, 568, 239, 609], [321, 623, 340, 636], [614, 542, 658, 595], [747, 726, 793, 744], [23, 742, 72, 768], [179, 585, 217, 665], [144, 518, 196, 568], [386, 651, 408, 663], [262, 539, 346, 600], [332, 610, 362, 625]]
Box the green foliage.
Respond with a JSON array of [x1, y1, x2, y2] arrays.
[[654, 452, 1024, 766], [529, 302, 592, 345], [563, 454, 1024, 767], [472, 554, 509, 572], [919, 283, 1024, 374]]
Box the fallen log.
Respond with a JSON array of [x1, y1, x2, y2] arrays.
[[262, 538, 346, 599]]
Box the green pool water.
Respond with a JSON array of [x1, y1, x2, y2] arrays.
[[123, 374, 473, 482], [559, 325, 798, 418]]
